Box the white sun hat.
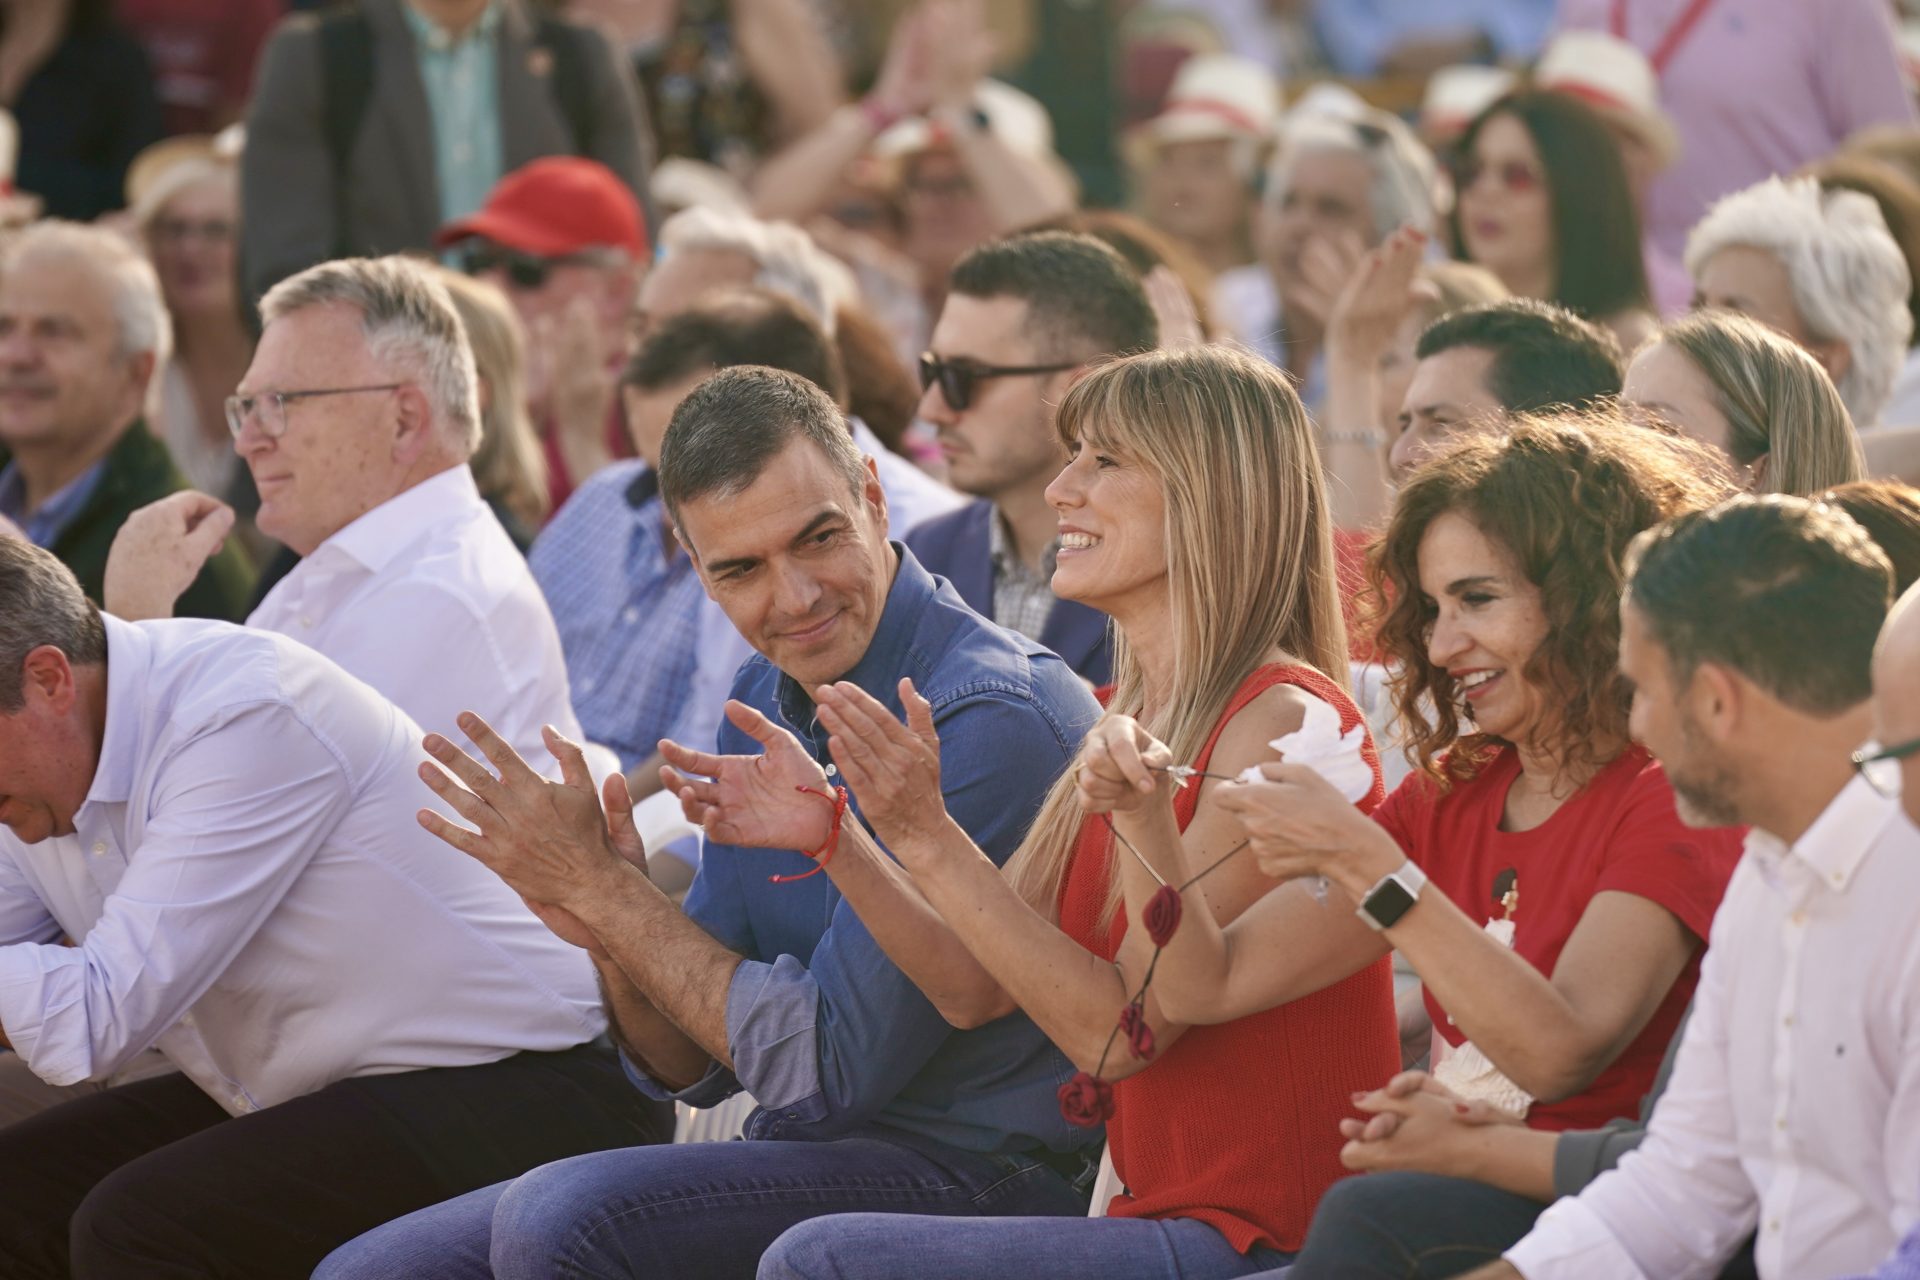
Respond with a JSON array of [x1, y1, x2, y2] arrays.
[[1534, 29, 1681, 170]]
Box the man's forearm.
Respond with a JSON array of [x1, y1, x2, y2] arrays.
[[576, 863, 742, 1073], [593, 955, 713, 1090]]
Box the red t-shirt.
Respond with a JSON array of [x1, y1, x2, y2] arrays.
[[1057, 664, 1400, 1254], [117, 0, 283, 136], [1373, 745, 1744, 1132]]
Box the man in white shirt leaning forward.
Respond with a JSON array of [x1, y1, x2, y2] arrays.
[[0, 540, 670, 1279], [1464, 496, 1920, 1280]]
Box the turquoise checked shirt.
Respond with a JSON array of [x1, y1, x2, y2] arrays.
[[400, 0, 506, 223]]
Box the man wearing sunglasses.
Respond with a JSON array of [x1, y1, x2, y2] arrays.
[[906, 232, 1158, 686], [1461, 497, 1920, 1280], [436, 157, 651, 510]]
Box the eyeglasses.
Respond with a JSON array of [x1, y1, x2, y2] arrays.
[[149, 216, 236, 245], [918, 353, 1079, 412], [1456, 157, 1542, 194], [1851, 736, 1920, 798], [461, 244, 615, 290], [224, 384, 404, 439]]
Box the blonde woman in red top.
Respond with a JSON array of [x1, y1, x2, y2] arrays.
[[671, 345, 1399, 1276]]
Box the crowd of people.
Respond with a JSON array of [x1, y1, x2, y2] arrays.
[[3, 0, 1920, 1277]]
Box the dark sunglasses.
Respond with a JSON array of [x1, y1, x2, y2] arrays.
[[461, 244, 601, 290], [1456, 157, 1542, 194], [918, 353, 1079, 412]]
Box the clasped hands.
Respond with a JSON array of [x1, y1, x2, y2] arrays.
[[1338, 1069, 1523, 1179], [1075, 716, 1395, 889], [655, 678, 955, 864]]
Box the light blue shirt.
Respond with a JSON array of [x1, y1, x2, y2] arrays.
[[400, 0, 506, 223], [1312, 0, 1554, 77], [0, 459, 104, 549]]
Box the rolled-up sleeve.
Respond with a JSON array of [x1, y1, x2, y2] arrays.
[[716, 689, 1083, 1137], [0, 707, 351, 1085]]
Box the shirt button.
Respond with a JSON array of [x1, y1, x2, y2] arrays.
[[233, 1094, 251, 1112], [90, 841, 105, 855], [623, 606, 641, 624], [1768, 1219, 1782, 1233], [180, 1014, 195, 1029], [1790, 911, 1807, 926], [825, 764, 838, 777], [580, 678, 597, 693], [1775, 1116, 1787, 1130], [299, 615, 315, 628]]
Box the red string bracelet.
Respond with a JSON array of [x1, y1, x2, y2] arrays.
[[768, 784, 849, 884]]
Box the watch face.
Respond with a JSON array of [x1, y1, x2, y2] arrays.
[[1366, 878, 1418, 929]]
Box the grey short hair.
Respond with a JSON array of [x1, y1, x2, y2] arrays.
[[260, 256, 481, 455], [1, 220, 172, 366], [1684, 176, 1914, 429], [656, 208, 857, 335], [1265, 109, 1443, 240], [0, 537, 104, 711]]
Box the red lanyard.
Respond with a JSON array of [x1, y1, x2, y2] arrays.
[[1610, 0, 1720, 73]]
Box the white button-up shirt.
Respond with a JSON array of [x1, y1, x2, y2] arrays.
[[250, 466, 605, 777], [1507, 776, 1920, 1279], [0, 616, 604, 1114]]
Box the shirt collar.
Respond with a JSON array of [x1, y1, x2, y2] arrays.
[[0, 458, 106, 547], [1746, 772, 1896, 894], [625, 465, 660, 510], [402, 0, 503, 50], [774, 542, 932, 730], [83, 615, 152, 809], [987, 510, 1058, 581], [321, 466, 484, 574]]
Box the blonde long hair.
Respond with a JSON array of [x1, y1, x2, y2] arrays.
[[1004, 345, 1350, 924], [436, 269, 552, 530]]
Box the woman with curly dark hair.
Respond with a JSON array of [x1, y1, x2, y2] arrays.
[[1138, 414, 1745, 1177]]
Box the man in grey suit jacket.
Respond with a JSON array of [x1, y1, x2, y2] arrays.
[[241, 0, 650, 305]]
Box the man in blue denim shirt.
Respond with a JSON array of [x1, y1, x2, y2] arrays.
[[318, 366, 1103, 1279]]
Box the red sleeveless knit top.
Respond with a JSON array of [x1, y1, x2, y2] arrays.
[[1056, 664, 1400, 1254]]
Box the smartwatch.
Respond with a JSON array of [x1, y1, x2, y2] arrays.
[[1356, 860, 1429, 932]]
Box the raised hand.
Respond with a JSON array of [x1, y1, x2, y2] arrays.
[[1074, 713, 1176, 816], [515, 771, 655, 955], [1288, 228, 1369, 331], [102, 491, 235, 621], [812, 678, 950, 851], [1327, 226, 1431, 363], [417, 714, 630, 910], [869, 2, 934, 119], [1144, 265, 1206, 350], [657, 700, 832, 851]]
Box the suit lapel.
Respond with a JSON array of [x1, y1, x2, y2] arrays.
[[366, 0, 443, 234]]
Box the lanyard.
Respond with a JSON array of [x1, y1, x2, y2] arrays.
[[1610, 0, 1720, 73]]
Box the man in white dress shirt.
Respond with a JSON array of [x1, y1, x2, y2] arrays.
[[102, 254, 600, 779], [0, 538, 670, 1279], [1464, 496, 1920, 1280]]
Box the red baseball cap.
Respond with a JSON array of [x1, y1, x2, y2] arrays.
[[435, 156, 649, 258]]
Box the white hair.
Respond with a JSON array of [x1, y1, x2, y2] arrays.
[[1, 220, 172, 368], [260, 255, 481, 455], [1684, 176, 1914, 429], [1264, 108, 1445, 240], [656, 207, 857, 335]]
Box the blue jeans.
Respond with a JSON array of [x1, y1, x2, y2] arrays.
[[759, 1213, 1291, 1280], [314, 1129, 1092, 1279]]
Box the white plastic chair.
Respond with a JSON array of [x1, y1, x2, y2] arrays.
[[1085, 1144, 1120, 1218], [672, 1091, 759, 1144]]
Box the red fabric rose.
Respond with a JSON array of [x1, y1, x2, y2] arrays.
[[1144, 884, 1184, 947], [1057, 1070, 1116, 1128], [1118, 1003, 1155, 1060]]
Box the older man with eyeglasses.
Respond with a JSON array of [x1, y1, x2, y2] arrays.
[[905, 231, 1158, 687], [103, 254, 607, 783]]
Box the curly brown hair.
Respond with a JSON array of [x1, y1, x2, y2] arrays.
[[1365, 412, 1733, 784]]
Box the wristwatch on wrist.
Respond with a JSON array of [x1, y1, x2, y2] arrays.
[[1356, 859, 1429, 931]]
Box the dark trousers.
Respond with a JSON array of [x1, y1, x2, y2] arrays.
[[1284, 1170, 1760, 1280], [0, 1040, 672, 1280]]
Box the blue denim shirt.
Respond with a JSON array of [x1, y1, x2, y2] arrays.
[[629, 545, 1103, 1157]]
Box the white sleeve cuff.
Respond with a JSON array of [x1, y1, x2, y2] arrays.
[[1506, 1195, 1654, 1280]]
